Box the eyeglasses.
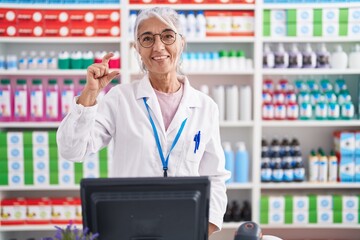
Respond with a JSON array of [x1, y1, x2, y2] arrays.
[[137, 29, 179, 48]]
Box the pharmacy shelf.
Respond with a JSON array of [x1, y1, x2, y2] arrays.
[[0, 224, 81, 232], [262, 2, 360, 9], [0, 122, 60, 128], [129, 4, 256, 10], [220, 121, 254, 127], [131, 70, 254, 76], [260, 224, 360, 229], [0, 69, 120, 76], [262, 68, 360, 75], [262, 36, 360, 43], [0, 3, 120, 9], [261, 182, 360, 190], [261, 120, 360, 127], [226, 183, 254, 190], [0, 186, 79, 191], [0, 37, 121, 43]]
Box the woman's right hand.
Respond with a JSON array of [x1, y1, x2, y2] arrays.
[[77, 52, 120, 107]]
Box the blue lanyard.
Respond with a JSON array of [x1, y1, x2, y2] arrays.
[[143, 98, 187, 177]]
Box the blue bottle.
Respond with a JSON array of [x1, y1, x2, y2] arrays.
[[223, 142, 234, 184], [235, 142, 249, 183]]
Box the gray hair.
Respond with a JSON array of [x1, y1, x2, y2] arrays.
[[133, 7, 185, 74]]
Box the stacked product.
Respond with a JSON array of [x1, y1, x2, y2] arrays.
[[261, 194, 360, 225], [0, 131, 112, 186], [0, 197, 81, 226]]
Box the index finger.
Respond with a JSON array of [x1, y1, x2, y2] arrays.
[[102, 52, 114, 64]]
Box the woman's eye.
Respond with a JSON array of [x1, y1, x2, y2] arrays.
[[142, 36, 153, 42]]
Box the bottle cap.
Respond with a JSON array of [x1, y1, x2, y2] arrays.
[[222, 142, 232, 151], [16, 79, 27, 85], [48, 79, 58, 85], [1, 79, 10, 84], [32, 79, 42, 85], [64, 79, 73, 85], [236, 142, 246, 151], [219, 50, 228, 58], [237, 50, 245, 57], [79, 79, 87, 85]]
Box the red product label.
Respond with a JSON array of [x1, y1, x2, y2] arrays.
[[0, 23, 17, 37], [0, 9, 17, 23], [17, 23, 43, 37], [17, 9, 43, 25]]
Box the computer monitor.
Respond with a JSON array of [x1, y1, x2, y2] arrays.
[[80, 176, 210, 240]]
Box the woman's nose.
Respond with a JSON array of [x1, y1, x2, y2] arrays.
[[152, 35, 165, 50]]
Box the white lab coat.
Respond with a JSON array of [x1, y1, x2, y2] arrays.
[[57, 74, 230, 230]]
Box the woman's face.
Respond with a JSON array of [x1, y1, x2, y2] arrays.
[[136, 17, 184, 75]]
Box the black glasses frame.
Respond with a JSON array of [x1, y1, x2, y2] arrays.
[[137, 29, 179, 48]]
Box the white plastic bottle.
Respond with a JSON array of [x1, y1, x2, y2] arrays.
[[263, 44, 275, 68], [348, 44, 360, 69], [239, 85, 252, 121], [302, 43, 317, 68], [274, 43, 289, 68], [330, 45, 348, 69], [195, 10, 206, 39], [18, 51, 28, 70], [129, 10, 137, 41], [316, 43, 330, 68], [47, 51, 58, 70], [186, 11, 196, 39], [223, 142, 234, 184], [288, 43, 303, 68], [28, 51, 38, 70], [225, 85, 239, 121], [178, 11, 187, 36], [37, 51, 48, 70], [212, 85, 225, 122]]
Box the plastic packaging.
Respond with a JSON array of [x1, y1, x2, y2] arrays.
[[274, 43, 289, 68], [186, 11, 196, 39], [288, 43, 303, 68], [330, 45, 348, 69], [82, 51, 94, 69], [234, 142, 249, 183], [302, 43, 317, 68], [61, 79, 75, 118], [309, 149, 319, 182], [18, 51, 28, 70], [58, 51, 70, 69], [70, 51, 82, 69], [223, 142, 234, 184], [212, 85, 225, 121], [30, 79, 44, 121], [0, 79, 12, 121], [14, 79, 28, 121], [226, 85, 239, 121], [47, 51, 58, 70], [196, 10, 206, 38], [328, 150, 338, 182], [349, 44, 360, 69], [263, 44, 275, 68], [46, 79, 59, 121], [239, 85, 252, 121], [318, 148, 328, 182], [261, 152, 272, 182], [316, 43, 330, 68]]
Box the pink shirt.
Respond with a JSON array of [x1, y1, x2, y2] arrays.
[[154, 83, 184, 131]]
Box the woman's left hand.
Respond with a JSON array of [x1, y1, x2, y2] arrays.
[[208, 223, 217, 236]]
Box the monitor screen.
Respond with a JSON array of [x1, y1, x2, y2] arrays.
[[80, 177, 210, 240]]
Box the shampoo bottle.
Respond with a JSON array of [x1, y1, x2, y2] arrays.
[[234, 142, 249, 183], [302, 43, 317, 68], [288, 43, 303, 68], [316, 43, 330, 68], [349, 44, 360, 69], [274, 43, 289, 68], [263, 44, 275, 68], [223, 142, 234, 183], [330, 45, 348, 69]]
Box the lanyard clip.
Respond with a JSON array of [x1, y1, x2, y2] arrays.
[[163, 167, 168, 178]]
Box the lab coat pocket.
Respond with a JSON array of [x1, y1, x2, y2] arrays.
[[185, 140, 205, 163]]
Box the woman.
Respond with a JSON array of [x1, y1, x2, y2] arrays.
[[57, 7, 230, 236]]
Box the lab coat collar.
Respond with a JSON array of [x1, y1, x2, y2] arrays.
[[136, 74, 201, 134]]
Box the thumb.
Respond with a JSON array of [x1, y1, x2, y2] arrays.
[[106, 70, 120, 83]]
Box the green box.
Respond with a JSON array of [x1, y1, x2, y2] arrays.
[[0, 159, 8, 174], [285, 211, 293, 224], [263, 10, 271, 24], [309, 195, 317, 211], [0, 147, 7, 160], [260, 211, 269, 224], [333, 211, 342, 223], [339, 23, 348, 36], [287, 9, 297, 24], [309, 211, 317, 223], [0, 173, 8, 185], [313, 9, 322, 23], [48, 131, 57, 146], [263, 23, 270, 37], [261, 195, 269, 212], [0, 131, 7, 147], [339, 8, 348, 24], [23, 131, 33, 147], [313, 23, 322, 36], [287, 23, 297, 37], [333, 195, 342, 211]]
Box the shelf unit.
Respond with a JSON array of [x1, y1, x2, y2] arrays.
[[1, 1, 360, 240]]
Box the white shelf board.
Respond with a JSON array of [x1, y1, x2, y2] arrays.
[[0, 186, 79, 191], [0, 224, 82, 232], [0, 3, 120, 9], [220, 121, 254, 127], [263, 36, 360, 43], [0, 69, 120, 76], [0, 122, 60, 128], [261, 182, 360, 190], [130, 4, 255, 10], [260, 224, 360, 229], [0, 37, 120, 43], [261, 120, 360, 127], [226, 183, 253, 190], [262, 2, 360, 9], [262, 68, 360, 75]]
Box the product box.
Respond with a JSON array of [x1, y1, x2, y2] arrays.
[[26, 198, 51, 224], [43, 10, 70, 23], [74, 198, 82, 224], [0, 23, 16, 37], [44, 23, 69, 37], [293, 211, 309, 224], [269, 210, 284, 224], [297, 22, 313, 37], [0, 198, 27, 225], [322, 8, 339, 23], [34, 172, 49, 186], [33, 159, 49, 173], [269, 196, 285, 210], [270, 10, 286, 23], [8, 145, 24, 160], [342, 210, 359, 224], [59, 172, 75, 185], [32, 131, 49, 146], [317, 195, 333, 210], [334, 131, 355, 157], [17, 24, 44, 37], [348, 8, 360, 22], [8, 159, 24, 173], [94, 10, 120, 24], [293, 195, 309, 211], [8, 172, 24, 186], [50, 198, 77, 224], [205, 11, 232, 36], [297, 8, 313, 23], [33, 145, 49, 160], [16, 9, 44, 25], [342, 195, 359, 210], [271, 22, 287, 37], [348, 23, 360, 36], [317, 210, 333, 223], [231, 11, 254, 36], [0, 9, 17, 23], [7, 132, 23, 146], [322, 23, 339, 36]]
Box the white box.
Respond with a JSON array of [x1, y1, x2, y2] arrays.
[[317, 210, 333, 223], [348, 8, 360, 22], [8, 172, 24, 186], [83, 171, 99, 179], [293, 196, 309, 211], [33, 146, 49, 160], [323, 8, 339, 23], [34, 172, 49, 186], [8, 159, 24, 173], [323, 23, 339, 37], [343, 210, 358, 224], [7, 145, 23, 160], [27, 204, 52, 221], [269, 196, 285, 210], [59, 158, 74, 173], [343, 196, 359, 210], [59, 172, 75, 185], [7, 132, 23, 146], [297, 8, 313, 23], [33, 158, 49, 172], [32, 131, 49, 146], [83, 159, 99, 173], [348, 23, 360, 36], [269, 210, 284, 224], [271, 10, 286, 23], [317, 195, 333, 210], [297, 22, 313, 37], [293, 211, 309, 224], [271, 22, 287, 37]]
